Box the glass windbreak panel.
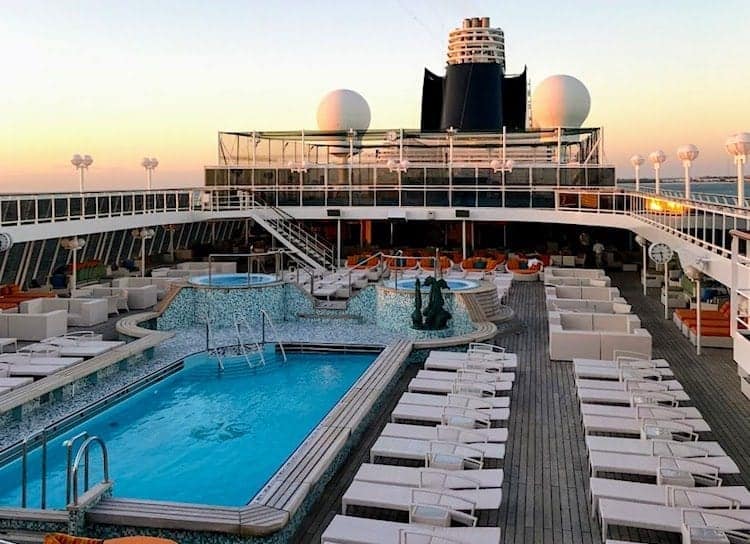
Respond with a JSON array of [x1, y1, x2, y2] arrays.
[[376, 168, 398, 189], [452, 190, 476, 207], [505, 190, 532, 208], [302, 191, 325, 206], [257, 191, 277, 206], [19, 200, 35, 223], [69, 197, 83, 217], [599, 167, 615, 187], [37, 198, 52, 221], [586, 168, 600, 186], [505, 168, 530, 186], [426, 188, 449, 207], [278, 189, 300, 206], [328, 167, 349, 187], [1, 201, 18, 225], [531, 191, 555, 208], [279, 169, 298, 189], [425, 167, 447, 188], [560, 167, 586, 186], [558, 192, 582, 208], [255, 169, 276, 188], [97, 196, 109, 215], [327, 190, 349, 206], [304, 168, 325, 187], [352, 189, 374, 206], [133, 194, 144, 214], [53, 198, 68, 219], [477, 168, 502, 186], [404, 168, 426, 187], [204, 168, 223, 186], [352, 167, 373, 188], [228, 169, 251, 186], [452, 167, 475, 186], [478, 190, 502, 207], [177, 193, 190, 210], [377, 190, 399, 206], [531, 167, 558, 186], [165, 193, 176, 211], [400, 190, 423, 207], [152, 193, 165, 211], [123, 195, 133, 213]]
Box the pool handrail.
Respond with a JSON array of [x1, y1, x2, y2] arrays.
[[260, 309, 287, 362], [21, 429, 47, 508], [70, 435, 110, 506]]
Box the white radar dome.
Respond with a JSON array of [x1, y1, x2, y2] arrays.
[[316, 89, 371, 131], [531, 75, 591, 128]]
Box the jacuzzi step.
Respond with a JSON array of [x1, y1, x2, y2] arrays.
[[297, 311, 363, 322]]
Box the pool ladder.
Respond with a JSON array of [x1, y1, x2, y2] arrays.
[[206, 320, 224, 371], [234, 314, 266, 368], [260, 309, 287, 362]]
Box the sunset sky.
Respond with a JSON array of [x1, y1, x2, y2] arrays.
[[1, 0, 747, 193]]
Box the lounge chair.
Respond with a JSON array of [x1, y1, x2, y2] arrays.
[[589, 477, 750, 513], [584, 436, 727, 457], [575, 378, 683, 391], [681, 510, 750, 544], [408, 378, 512, 395], [38, 337, 125, 358], [391, 402, 509, 426], [580, 403, 703, 420], [342, 482, 502, 515], [588, 452, 739, 479], [598, 498, 750, 540], [398, 392, 510, 410], [417, 369, 515, 383], [352, 464, 504, 489], [0, 369, 33, 390], [574, 365, 674, 380], [577, 386, 690, 405], [370, 437, 499, 466], [424, 356, 517, 372], [380, 423, 508, 444], [573, 355, 669, 369], [582, 413, 710, 435], [320, 515, 502, 544]]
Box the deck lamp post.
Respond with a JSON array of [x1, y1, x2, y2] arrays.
[[648, 151, 666, 195], [71, 154, 93, 193], [132, 228, 155, 277], [634, 235, 647, 295], [630, 155, 645, 191], [685, 263, 705, 355], [725, 132, 750, 206], [677, 145, 699, 200], [60, 237, 86, 293], [141, 157, 159, 190]]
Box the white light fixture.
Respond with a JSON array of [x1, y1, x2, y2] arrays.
[[725, 132, 750, 205], [60, 237, 86, 292], [287, 160, 309, 174], [71, 154, 93, 192], [141, 157, 159, 190], [648, 150, 666, 194], [630, 154, 645, 191], [131, 228, 155, 278], [490, 159, 514, 173], [634, 235, 647, 247], [386, 158, 410, 173], [676, 144, 699, 200]]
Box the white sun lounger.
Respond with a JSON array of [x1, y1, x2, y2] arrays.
[[589, 477, 750, 513], [573, 356, 670, 368], [381, 423, 508, 444], [408, 378, 512, 395], [37, 339, 125, 358], [391, 403, 509, 426], [598, 499, 750, 540], [353, 464, 504, 489], [585, 436, 727, 457], [583, 414, 710, 435], [424, 356, 517, 372], [580, 403, 703, 420], [321, 515, 502, 544], [370, 437, 504, 464], [0, 377, 33, 390], [574, 366, 674, 380], [417, 369, 515, 383], [399, 392, 511, 410], [342, 482, 502, 515], [576, 378, 683, 391], [577, 387, 690, 405], [0, 355, 83, 366], [589, 451, 740, 478]]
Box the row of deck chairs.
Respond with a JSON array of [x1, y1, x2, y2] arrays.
[[0, 332, 124, 396], [571, 350, 750, 544], [321, 342, 517, 543]]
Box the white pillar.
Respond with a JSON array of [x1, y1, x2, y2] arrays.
[[737, 157, 746, 206], [147, 169, 152, 191], [683, 162, 691, 200], [461, 220, 467, 261], [642, 245, 647, 296], [141, 239, 146, 278], [663, 263, 669, 320], [71, 248, 78, 293], [336, 219, 341, 268], [696, 278, 701, 355], [79, 169, 85, 193], [634, 165, 640, 192], [654, 163, 661, 195]]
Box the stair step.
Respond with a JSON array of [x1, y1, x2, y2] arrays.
[[297, 312, 363, 321]]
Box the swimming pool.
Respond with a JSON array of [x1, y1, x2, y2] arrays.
[[0, 351, 374, 508], [387, 278, 479, 291], [189, 273, 278, 288]]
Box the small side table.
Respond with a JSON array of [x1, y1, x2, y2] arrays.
[[0, 338, 17, 353]]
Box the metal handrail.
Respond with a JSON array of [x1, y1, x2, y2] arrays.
[[63, 431, 89, 505], [260, 309, 287, 362], [20, 430, 47, 508], [70, 436, 110, 506]]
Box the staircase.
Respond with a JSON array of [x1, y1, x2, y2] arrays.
[[249, 204, 334, 271]]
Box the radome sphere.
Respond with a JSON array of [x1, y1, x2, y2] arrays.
[[316, 89, 371, 131], [531, 75, 591, 128]]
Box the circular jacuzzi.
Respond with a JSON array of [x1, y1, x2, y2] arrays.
[[387, 278, 479, 291], [189, 273, 278, 288]]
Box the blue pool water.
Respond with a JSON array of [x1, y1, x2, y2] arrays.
[[389, 278, 479, 291], [189, 273, 278, 288], [0, 352, 374, 508]]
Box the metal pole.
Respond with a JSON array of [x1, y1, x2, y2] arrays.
[[79, 167, 84, 193], [336, 219, 341, 269], [141, 237, 146, 278], [71, 247, 77, 293], [635, 164, 640, 191], [654, 164, 661, 195], [21, 441, 27, 507], [683, 162, 691, 200], [40, 432, 47, 509], [663, 262, 669, 320], [696, 278, 702, 355], [462, 220, 467, 261], [738, 158, 745, 206], [642, 245, 647, 296]]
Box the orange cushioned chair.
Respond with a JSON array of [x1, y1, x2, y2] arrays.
[[45, 534, 177, 544]]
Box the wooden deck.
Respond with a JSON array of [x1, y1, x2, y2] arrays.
[[294, 272, 750, 544]]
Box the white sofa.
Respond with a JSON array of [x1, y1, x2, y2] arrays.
[[545, 285, 622, 302], [548, 311, 652, 361], [545, 276, 611, 287], [111, 277, 176, 300], [19, 297, 108, 327], [546, 297, 632, 314], [176, 262, 237, 273], [0, 307, 68, 341], [544, 266, 605, 280], [91, 287, 129, 314]]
